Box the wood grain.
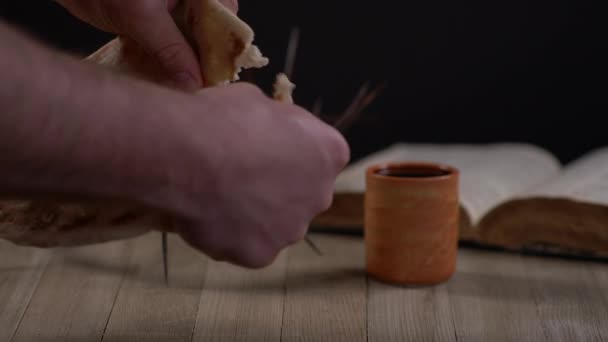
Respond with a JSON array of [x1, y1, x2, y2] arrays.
[[10, 239, 131, 342], [281, 234, 366, 342], [0, 241, 50, 341], [368, 280, 455, 342], [525, 254, 608, 342], [101, 233, 207, 342], [3, 234, 608, 341], [192, 250, 287, 341], [447, 248, 546, 342], [587, 261, 608, 339]]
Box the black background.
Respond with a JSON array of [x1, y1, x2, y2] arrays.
[[1, 1, 604, 164]]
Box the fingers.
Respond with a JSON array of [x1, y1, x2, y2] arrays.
[[137, 12, 202, 90], [245, 82, 351, 172], [95, 0, 241, 91], [284, 103, 351, 172], [177, 219, 306, 269], [111, 2, 203, 91], [325, 128, 351, 171]]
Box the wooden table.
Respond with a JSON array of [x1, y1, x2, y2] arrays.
[[1, 232, 607, 341]]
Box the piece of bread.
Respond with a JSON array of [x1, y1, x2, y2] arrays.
[[0, 199, 171, 247], [86, 0, 268, 87], [273, 73, 296, 103]]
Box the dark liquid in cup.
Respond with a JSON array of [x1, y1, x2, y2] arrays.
[[376, 167, 450, 178]]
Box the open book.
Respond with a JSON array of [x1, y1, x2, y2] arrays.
[[312, 143, 608, 259]]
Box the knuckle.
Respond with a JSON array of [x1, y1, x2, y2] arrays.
[[204, 241, 236, 263], [236, 247, 279, 269], [318, 190, 335, 213], [307, 187, 334, 216], [327, 131, 351, 170], [203, 233, 280, 269], [154, 42, 189, 66]]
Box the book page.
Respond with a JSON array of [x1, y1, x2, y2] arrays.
[[517, 147, 608, 203], [475, 147, 608, 258], [330, 143, 561, 236]]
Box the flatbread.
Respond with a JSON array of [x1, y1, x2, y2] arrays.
[[86, 0, 268, 87], [0, 200, 169, 247]]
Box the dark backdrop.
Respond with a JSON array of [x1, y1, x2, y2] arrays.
[[1, 1, 604, 164]]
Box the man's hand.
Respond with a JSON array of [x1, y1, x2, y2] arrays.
[[133, 83, 350, 268], [0, 21, 348, 267], [56, 0, 238, 90]]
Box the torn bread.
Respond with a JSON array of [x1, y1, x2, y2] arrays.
[[273, 73, 296, 103], [86, 0, 268, 87], [0, 200, 169, 248]]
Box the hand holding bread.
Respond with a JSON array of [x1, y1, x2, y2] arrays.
[[1, 0, 349, 268]]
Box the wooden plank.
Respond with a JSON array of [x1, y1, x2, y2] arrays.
[[10, 239, 132, 342], [368, 279, 455, 342], [281, 234, 366, 342], [192, 249, 287, 342], [447, 248, 546, 342], [587, 261, 608, 339], [0, 241, 50, 341], [102, 232, 207, 342], [525, 254, 608, 342]]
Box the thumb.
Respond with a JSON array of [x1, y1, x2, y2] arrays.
[[126, 9, 203, 91]]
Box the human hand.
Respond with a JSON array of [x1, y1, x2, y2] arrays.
[[0, 80, 347, 265], [56, 0, 238, 90], [128, 83, 350, 268], [1, 18, 348, 268]]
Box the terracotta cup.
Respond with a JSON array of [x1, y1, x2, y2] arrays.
[[364, 162, 459, 286]]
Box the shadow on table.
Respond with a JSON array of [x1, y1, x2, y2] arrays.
[[203, 267, 367, 293], [62, 253, 368, 292], [60, 245, 606, 302], [63, 255, 132, 274]]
